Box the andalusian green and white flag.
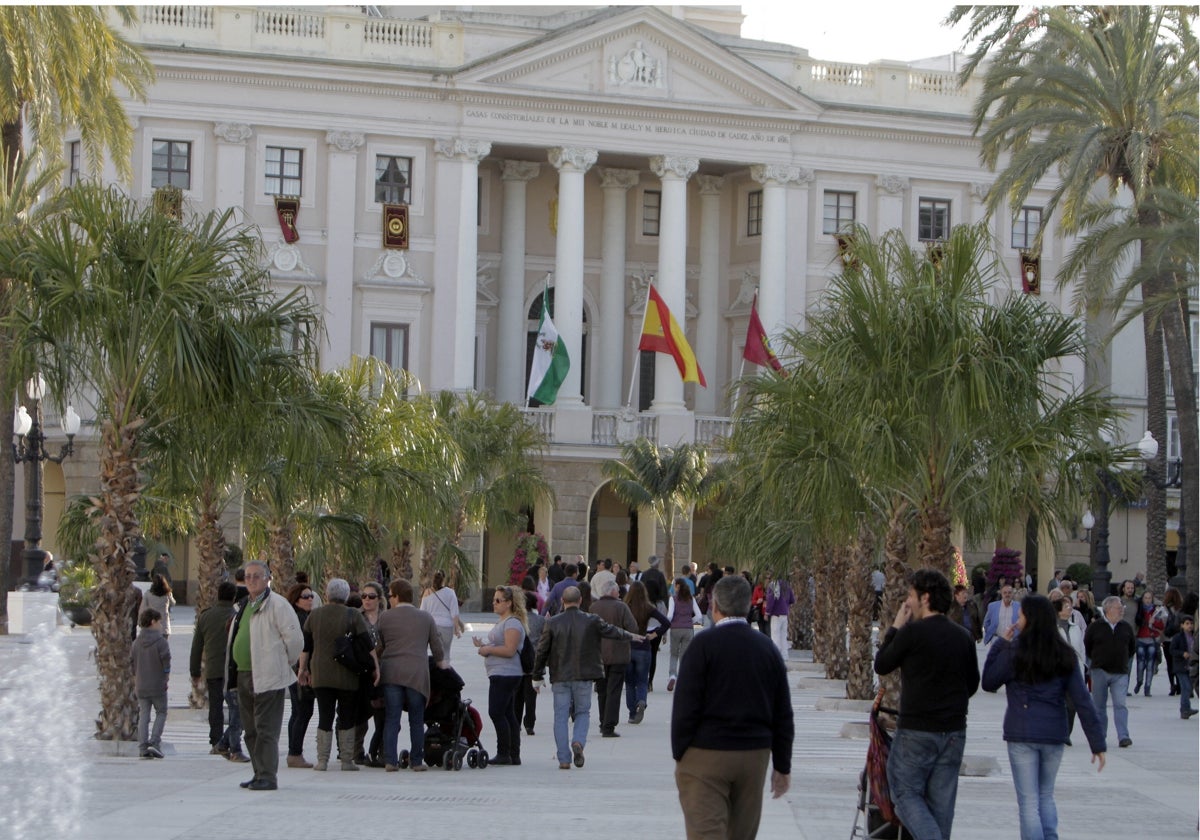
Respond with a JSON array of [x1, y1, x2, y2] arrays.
[[526, 288, 569, 404]]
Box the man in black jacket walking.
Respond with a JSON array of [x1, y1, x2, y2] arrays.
[[532, 586, 640, 769], [1085, 595, 1137, 747], [671, 574, 793, 840]]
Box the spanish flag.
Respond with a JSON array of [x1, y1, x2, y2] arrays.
[[638, 285, 706, 387]]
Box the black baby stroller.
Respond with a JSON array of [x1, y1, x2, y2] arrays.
[[401, 658, 488, 771], [851, 691, 911, 839]]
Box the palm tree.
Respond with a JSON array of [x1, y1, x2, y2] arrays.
[[415, 390, 552, 593], [3, 183, 317, 741], [603, 438, 722, 571], [717, 223, 1120, 697], [961, 5, 1199, 591], [0, 7, 152, 620]]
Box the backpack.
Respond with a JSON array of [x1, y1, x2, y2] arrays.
[[519, 633, 536, 674]]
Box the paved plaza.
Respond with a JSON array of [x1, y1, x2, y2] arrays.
[[0, 606, 1196, 840]]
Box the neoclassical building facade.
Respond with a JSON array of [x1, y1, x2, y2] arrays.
[[27, 5, 1178, 601]]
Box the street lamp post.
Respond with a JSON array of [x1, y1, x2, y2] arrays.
[[11, 374, 80, 586], [1084, 469, 1121, 600], [1136, 431, 1186, 593]]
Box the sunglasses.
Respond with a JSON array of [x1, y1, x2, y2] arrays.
[[298, 593, 314, 600], [362, 593, 379, 600]]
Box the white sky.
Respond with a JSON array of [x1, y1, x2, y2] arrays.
[[738, 1, 971, 64]]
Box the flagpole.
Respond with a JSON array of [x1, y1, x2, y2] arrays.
[[731, 290, 758, 416], [625, 276, 655, 411]]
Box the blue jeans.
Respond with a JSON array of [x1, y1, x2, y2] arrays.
[[216, 687, 243, 753], [382, 684, 425, 767], [1007, 741, 1063, 840], [1134, 639, 1158, 692], [1178, 670, 1194, 714], [886, 727, 966, 840], [624, 649, 651, 715], [1089, 668, 1130, 741], [552, 680, 592, 764]]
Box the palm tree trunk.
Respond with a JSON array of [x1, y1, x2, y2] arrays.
[[419, 538, 437, 591], [92, 411, 142, 741], [878, 502, 911, 716], [790, 561, 813, 651], [447, 508, 469, 591], [189, 486, 228, 710], [661, 512, 675, 571], [389, 539, 413, 583], [811, 546, 836, 676], [1143, 311, 1168, 593], [0, 118, 21, 623], [268, 520, 296, 591], [918, 479, 954, 576], [846, 524, 877, 700]]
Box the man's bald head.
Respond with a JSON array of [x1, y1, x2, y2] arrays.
[[562, 585, 582, 606]]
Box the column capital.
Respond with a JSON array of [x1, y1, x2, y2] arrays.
[[750, 164, 812, 186], [325, 130, 365, 153], [876, 174, 909, 195], [548, 147, 598, 173], [696, 174, 725, 195], [213, 122, 253, 145], [970, 182, 991, 202], [650, 155, 698, 181], [435, 137, 492, 162], [595, 167, 640, 190], [500, 160, 541, 182]]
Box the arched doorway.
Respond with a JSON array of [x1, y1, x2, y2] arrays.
[[587, 481, 638, 570]]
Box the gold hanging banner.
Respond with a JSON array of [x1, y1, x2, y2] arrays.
[[274, 196, 300, 243], [1020, 250, 1041, 294], [383, 203, 409, 250]]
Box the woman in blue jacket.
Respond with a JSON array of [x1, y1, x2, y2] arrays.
[[982, 594, 1106, 840]]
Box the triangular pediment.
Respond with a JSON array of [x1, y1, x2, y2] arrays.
[[457, 7, 820, 118]]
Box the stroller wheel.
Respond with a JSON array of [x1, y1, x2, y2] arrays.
[[477, 750, 488, 769], [466, 750, 478, 768], [399, 750, 410, 770], [453, 753, 464, 771], [442, 752, 454, 771]]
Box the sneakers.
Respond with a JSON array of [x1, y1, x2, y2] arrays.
[[145, 745, 164, 759], [667, 677, 676, 692], [1118, 737, 1133, 748], [630, 701, 646, 725], [1182, 709, 1198, 719], [571, 741, 585, 768], [227, 751, 251, 763]]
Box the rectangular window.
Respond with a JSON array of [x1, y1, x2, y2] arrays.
[[1167, 414, 1181, 462], [265, 146, 303, 196], [1012, 206, 1042, 249], [151, 139, 192, 190], [918, 197, 951, 242], [747, 189, 763, 237], [374, 154, 412, 204], [823, 190, 857, 235], [370, 322, 409, 372], [642, 190, 661, 237], [67, 140, 81, 187]]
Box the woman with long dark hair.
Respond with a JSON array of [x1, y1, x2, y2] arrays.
[[665, 578, 702, 692], [982, 594, 1106, 840], [622, 581, 668, 725], [143, 573, 176, 637], [284, 583, 317, 768]]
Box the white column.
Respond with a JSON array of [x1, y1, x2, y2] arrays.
[[432, 137, 491, 391], [877, 174, 908, 236], [323, 130, 364, 370], [212, 122, 252, 212], [548, 146, 597, 406], [497, 161, 540, 405], [750, 164, 806, 337], [786, 168, 814, 333], [694, 174, 723, 415], [649, 154, 698, 414], [595, 167, 640, 409]]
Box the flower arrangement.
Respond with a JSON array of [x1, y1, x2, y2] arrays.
[[951, 547, 968, 588], [986, 547, 1023, 587], [510, 531, 548, 585]]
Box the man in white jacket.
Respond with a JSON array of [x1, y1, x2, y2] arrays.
[[226, 560, 304, 791]]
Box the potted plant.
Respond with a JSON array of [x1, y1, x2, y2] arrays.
[[57, 559, 97, 626], [509, 531, 548, 585]]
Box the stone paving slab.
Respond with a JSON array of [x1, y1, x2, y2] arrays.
[[0, 607, 1195, 840]]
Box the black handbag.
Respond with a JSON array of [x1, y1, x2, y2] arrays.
[[333, 608, 375, 676]]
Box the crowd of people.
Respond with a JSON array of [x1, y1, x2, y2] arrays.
[[134, 551, 1194, 839]]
